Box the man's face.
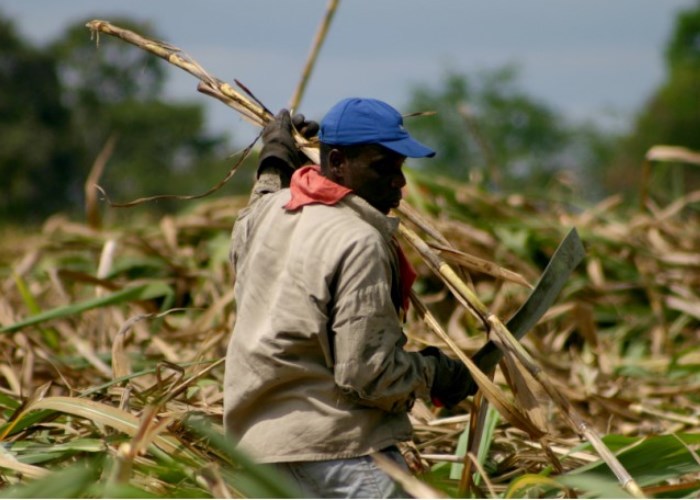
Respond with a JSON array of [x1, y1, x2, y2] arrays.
[[333, 145, 407, 214]]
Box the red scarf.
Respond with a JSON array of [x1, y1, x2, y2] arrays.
[[284, 165, 352, 210], [285, 165, 416, 313]]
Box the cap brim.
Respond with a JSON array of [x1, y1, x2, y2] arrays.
[[379, 136, 436, 158]]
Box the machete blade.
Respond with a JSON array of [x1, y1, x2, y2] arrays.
[[470, 227, 585, 374]]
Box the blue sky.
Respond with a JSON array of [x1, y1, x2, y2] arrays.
[[2, 0, 694, 143]]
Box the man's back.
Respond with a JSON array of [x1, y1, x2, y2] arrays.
[[224, 187, 428, 463]]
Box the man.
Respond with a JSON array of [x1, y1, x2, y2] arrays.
[[224, 97, 475, 498]]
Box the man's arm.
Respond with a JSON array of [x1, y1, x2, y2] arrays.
[[249, 165, 293, 204], [330, 233, 476, 412], [248, 110, 318, 204], [330, 235, 433, 413]]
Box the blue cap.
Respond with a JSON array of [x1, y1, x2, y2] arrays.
[[319, 98, 436, 158]]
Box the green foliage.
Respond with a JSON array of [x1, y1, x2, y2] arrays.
[[665, 1, 700, 73], [0, 460, 102, 499], [407, 66, 562, 183], [0, 12, 248, 225], [49, 18, 240, 208], [0, 14, 80, 221], [0, 281, 173, 334], [611, 1, 700, 199], [569, 434, 700, 489], [405, 66, 617, 201]]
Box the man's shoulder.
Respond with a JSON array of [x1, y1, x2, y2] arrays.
[[237, 189, 291, 221], [302, 198, 387, 239]]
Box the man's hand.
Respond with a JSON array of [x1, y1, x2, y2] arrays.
[[291, 112, 320, 140], [258, 109, 319, 177], [421, 346, 477, 408]]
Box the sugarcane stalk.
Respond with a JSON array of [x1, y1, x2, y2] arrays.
[[196, 81, 265, 126], [410, 291, 543, 439], [402, 220, 644, 497], [86, 20, 270, 126], [486, 316, 644, 497], [400, 223, 489, 324], [397, 201, 452, 246], [289, 0, 340, 111]]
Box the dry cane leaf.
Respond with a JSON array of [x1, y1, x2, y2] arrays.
[[499, 354, 550, 434], [411, 293, 545, 439], [666, 296, 700, 320], [433, 244, 533, 289], [372, 452, 446, 499], [112, 313, 154, 380]]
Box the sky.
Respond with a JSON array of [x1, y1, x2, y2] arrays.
[[2, 0, 695, 143]]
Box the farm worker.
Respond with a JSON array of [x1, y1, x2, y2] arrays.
[[224, 97, 476, 498]]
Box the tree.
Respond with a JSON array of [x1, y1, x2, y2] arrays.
[[610, 1, 700, 200], [0, 13, 80, 221], [405, 66, 614, 200], [50, 18, 234, 211], [0, 13, 244, 224]]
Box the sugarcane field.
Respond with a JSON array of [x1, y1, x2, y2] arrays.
[[1, 2, 700, 498]]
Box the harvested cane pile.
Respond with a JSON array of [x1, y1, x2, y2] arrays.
[[1, 16, 700, 499], [1, 170, 699, 498]]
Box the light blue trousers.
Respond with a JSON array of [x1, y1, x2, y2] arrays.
[[275, 446, 411, 498]]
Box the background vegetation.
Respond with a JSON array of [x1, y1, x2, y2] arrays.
[[1, 2, 699, 498], [1, 2, 699, 225]]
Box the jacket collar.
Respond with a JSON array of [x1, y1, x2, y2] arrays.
[[285, 165, 399, 240]]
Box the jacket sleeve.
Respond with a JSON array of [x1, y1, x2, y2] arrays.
[[330, 233, 436, 414], [247, 165, 291, 205]]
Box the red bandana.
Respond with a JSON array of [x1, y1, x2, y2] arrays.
[[285, 165, 417, 314], [284, 165, 352, 211]]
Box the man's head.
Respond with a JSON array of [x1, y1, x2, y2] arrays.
[[318, 98, 435, 214]]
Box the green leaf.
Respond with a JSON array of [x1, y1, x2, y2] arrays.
[[0, 460, 99, 498], [2, 396, 202, 467], [568, 434, 700, 487], [185, 416, 302, 499], [12, 273, 60, 348], [0, 392, 21, 411], [450, 405, 500, 484], [9, 438, 106, 464], [97, 482, 160, 499], [0, 282, 172, 333], [504, 473, 565, 498], [558, 473, 634, 499]]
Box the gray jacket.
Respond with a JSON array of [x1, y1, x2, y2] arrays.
[[224, 187, 436, 463]]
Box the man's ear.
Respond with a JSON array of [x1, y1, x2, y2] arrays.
[[327, 149, 345, 181]]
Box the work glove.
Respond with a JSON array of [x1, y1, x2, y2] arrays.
[[258, 109, 319, 177], [421, 346, 477, 409]]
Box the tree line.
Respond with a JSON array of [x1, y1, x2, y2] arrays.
[[1, 3, 698, 225], [1, 15, 246, 225], [406, 1, 700, 205]]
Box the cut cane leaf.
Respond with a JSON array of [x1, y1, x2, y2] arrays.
[[0, 282, 172, 333], [0, 460, 105, 499], [505, 474, 565, 498], [4, 397, 202, 465], [0, 448, 49, 479], [410, 292, 545, 439], [500, 354, 549, 433], [433, 244, 533, 288], [568, 434, 700, 488]]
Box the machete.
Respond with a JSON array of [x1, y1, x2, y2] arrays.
[[470, 227, 586, 374]]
